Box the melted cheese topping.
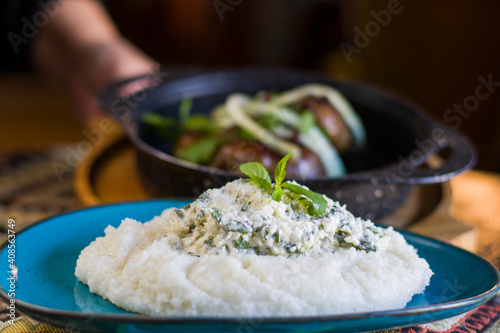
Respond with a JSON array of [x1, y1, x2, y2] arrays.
[[161, 179, 388, 257]]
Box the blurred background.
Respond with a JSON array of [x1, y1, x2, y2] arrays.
[[1, 0, 500, 171]]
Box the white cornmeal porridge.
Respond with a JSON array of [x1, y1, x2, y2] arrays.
[[75, 179, 432, 317]]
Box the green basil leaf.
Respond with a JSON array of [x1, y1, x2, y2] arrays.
[[182, 115, 216, 132], [237, 128, 255, 140], [239, 162, 272, 192], [176, 137, 220, 165], [274, 153, 290, 185], [141, 113, 179, 139], [249, 176, 273, 192], [141, 113, 176, 128], [179, 97, 193, 124], [282, 182, 328, 217], [272, 186, 284, 202], [299, 111, 315, 135], [255, 114, 282, 130]]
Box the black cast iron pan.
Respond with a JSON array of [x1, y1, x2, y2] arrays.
[[99, 68, 476, 220]]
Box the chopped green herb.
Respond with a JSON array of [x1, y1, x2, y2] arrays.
[[273, 231, 280, 244], [188, 252, 200, 257], [204, 236, 214, 246], [179, 97, 193, 124], [141, 113, 177, 139], [183, 115, 216, 132], [198, 193, 210, 201], [175, 209, 185, 219], [234, 239, 250, 249], [195, 230, 206, 240], [237, 128, 255, 140], [335, 230, 350, 247], [176, 137, 220, 165], [255, 114, 276, 128], [211, 208, 222, 222], [141, 112, 176, 128], [285, 243, 298, 253], [255, 225, 264, 232], [230, 222, 250, 234], [196, 211, 205, 221], [359, 238, 377, 252], [298, 111, 316, 135]]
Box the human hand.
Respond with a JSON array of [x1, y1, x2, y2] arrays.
[[31, 0, 158, 125]]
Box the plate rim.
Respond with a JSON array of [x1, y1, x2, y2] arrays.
[[0, 199, 498, 325]]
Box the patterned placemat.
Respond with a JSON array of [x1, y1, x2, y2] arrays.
[[0, 148, 498, 333]]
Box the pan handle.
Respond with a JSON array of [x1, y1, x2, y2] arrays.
[[375, 124, 477, 185]]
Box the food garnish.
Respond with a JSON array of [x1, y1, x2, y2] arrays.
[[240, 153, 328, 217]]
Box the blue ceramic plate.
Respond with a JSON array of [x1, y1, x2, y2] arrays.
[[0, 200, 498, 333]]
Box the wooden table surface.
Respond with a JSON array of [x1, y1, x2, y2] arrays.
[[0, 74, 83, 151]]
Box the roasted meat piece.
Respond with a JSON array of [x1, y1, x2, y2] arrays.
[[297, 97, 353, 153], [210, 141, 325, 178]]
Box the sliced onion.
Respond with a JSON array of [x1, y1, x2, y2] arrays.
[[225, 94, 302, 161], [240, 100, 346, 176], [273, 84, 366, 147], [243, 101, 300, 128], [209, 84, 361, 176], [299, 126, 346, 177], [211, 105, 234, 129]]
